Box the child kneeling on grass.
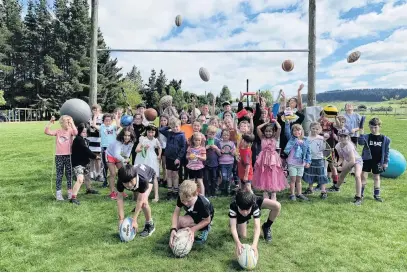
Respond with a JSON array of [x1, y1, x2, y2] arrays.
[[70, 123, 100, 205], [169, 180, 214, 246], [116, 164, 158, 237], [229, 190, 281, 258]]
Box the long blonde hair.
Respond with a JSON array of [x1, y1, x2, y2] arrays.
[[291, 124, 304, 139]]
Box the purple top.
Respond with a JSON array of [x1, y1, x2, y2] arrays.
[[218, 140, 235, 165]]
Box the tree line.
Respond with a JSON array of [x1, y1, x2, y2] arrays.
[[307, 88, 407, 103]]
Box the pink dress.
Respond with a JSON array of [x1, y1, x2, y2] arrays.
[[253, 138, 287, 192]]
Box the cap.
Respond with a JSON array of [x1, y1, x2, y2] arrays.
[[338, 128, 350, 136], [222, 101, 231, 107]]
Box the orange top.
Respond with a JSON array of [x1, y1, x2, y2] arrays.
[[181, 124, 194, 140]]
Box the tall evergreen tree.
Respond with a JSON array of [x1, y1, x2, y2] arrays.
[[126, 65, 143, 90], [155, 69, 167, 95]]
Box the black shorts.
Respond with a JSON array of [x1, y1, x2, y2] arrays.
[[188, 168, 203, 179], [351, 137, 358, 146], [186, 211, 214, 231], [166, 158, 180, 171], [362, 159, 383, 174]]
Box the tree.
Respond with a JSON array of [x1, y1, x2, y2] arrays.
[[259, 90, 273, 105], [219, 85, 232, 106], [119, 79, 142, 109], [144, 69, 157, 107], [126, 65, 143, 90], [155, 69, 167, 95], [0, 90, 6, 106], [173, 89, 185, 111], [167, 78, 182, 92]]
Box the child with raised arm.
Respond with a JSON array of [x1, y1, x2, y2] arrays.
[[328, 129, 364, 205], [253, 120, 287, 200], [358, 118, 391, 202], [117, 164, 158, 237], [169, 180, 214, 246], [45, 115, 78, 201]]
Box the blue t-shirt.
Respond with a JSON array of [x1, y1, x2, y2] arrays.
[[205, 138, 221, 167], [100, 124, 118, 148]]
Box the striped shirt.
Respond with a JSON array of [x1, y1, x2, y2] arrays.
[[87, 114, 103, 153]]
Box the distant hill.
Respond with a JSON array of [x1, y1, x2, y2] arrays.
[[302, 89, 407, 102]]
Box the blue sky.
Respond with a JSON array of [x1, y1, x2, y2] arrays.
[[22, 0, 407, 98]]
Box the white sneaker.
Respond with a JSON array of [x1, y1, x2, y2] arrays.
[[56, 191, 64, 201], [90, 172, 95, 179], [67, 190, 72, 200]]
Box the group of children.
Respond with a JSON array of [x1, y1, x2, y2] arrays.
[[44, 91, 390, 252]]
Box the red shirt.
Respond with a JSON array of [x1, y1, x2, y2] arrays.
[[238, 147, 253, 181]]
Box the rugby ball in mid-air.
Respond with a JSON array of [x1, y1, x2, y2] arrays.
[[237, 244, 258, 270], [347, 51, 361, 63], [171, 228, 194, 258], [119, 217, 136, 242]]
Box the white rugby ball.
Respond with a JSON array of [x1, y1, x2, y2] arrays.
[[119, 217, 136, 242], [237, 244, 258, 270], [171, 228, 194, 258]]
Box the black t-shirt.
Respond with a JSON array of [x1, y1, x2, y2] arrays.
[[368, 134, 384, 161], [228, 198, 262, 224], [177, 195, 214, 219], [117, 164, 155, 193]]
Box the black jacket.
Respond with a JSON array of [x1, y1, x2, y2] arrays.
[[71, 136, 97, 167], [277, 111, 305, 153]]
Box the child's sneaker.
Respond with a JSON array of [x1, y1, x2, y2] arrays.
[[109, 192, 118, 200], [166, 192, 173, 200], [304, 188, 313, 195], [122, 192, 128, 198], [289, 195, 296, 201], [140, 222, 155, 237], [374, 195, 383, 202], [296, 194, 309, 201], [67, 190, 72, 200], [56, 191, 64, 201], [86, 189, 99, 194], [353, 196, 362, 206], [328, 185, 340, 192], [195, 226, 210, 245], [70, 198, 80, 205], [320, 192, 328, 199], [261, 223, 272, 243]]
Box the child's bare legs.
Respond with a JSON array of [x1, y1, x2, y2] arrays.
[[354, 164, 362, 198], [270, 191, 277, 201], [295, 176, 302, 195], [361, 171, 368, 195], [237, 223, 247, 239], [172, 170, 179, 196], [263, 191, 269, 199], [289, 176, 296, 196], [95, 156, 102, 178], [197, 178, 204, 196], [107, 163, 117, 193], [72, 174, 84, 197], [153, 176, 159, 202], [178, 215, 196, 229]]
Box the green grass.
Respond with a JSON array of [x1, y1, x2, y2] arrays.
[[1, 117, 407, 271]]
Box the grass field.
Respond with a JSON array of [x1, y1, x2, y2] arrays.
[[1, 116, 407, 271]]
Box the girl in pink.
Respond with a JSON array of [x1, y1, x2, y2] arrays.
[[186, 132, 206, 195], [253, 120, 287, 200], [45, 115, 78, 201]]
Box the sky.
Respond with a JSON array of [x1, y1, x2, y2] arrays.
[[26, 0, 407, 98]]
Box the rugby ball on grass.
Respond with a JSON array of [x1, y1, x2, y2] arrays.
[[237, 244, 258, 270], [171, 228, 194, 258], [119, 217, 136, 242]]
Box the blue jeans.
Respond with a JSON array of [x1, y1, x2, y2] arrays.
[[219, 164, 233, 194]]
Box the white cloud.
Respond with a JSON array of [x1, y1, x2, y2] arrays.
[[331, 1, 407, 39], [96, 0, 407, 100]]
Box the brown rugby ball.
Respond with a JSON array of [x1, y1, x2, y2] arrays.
[[144, 108, 158, 121], [282, 60, 294, 72]]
